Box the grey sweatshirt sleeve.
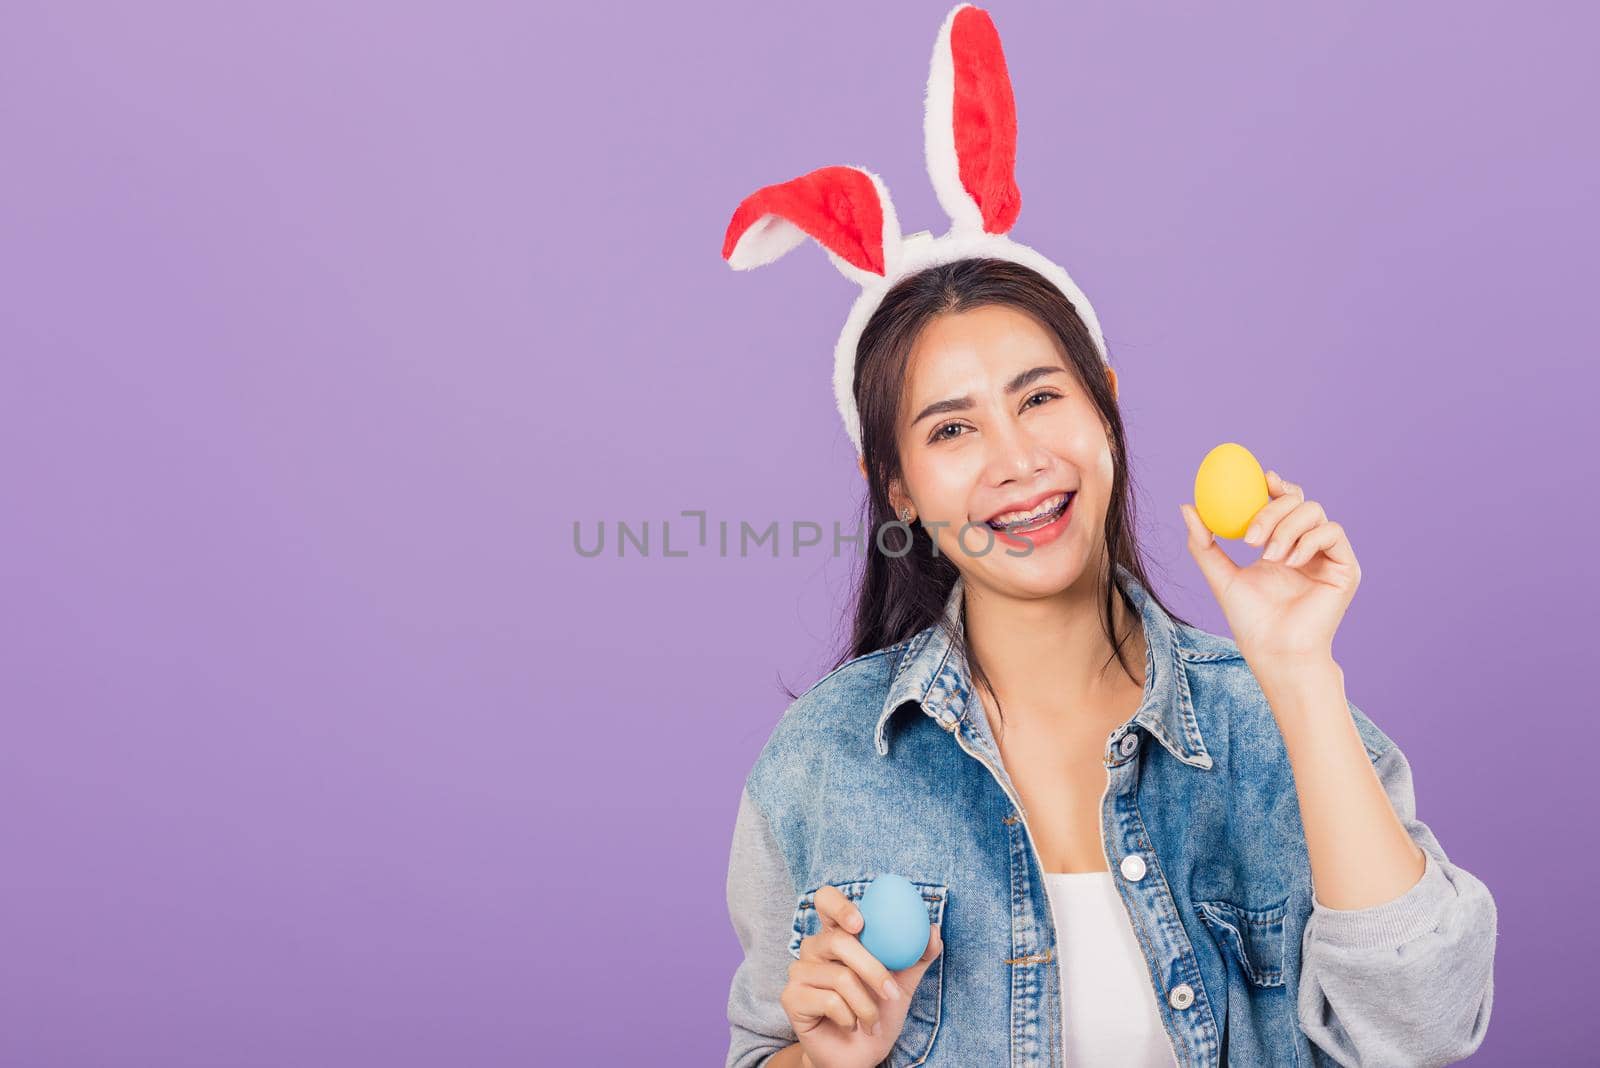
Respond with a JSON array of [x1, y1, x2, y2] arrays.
[[1296, 738, 1498, 1067], [726, 785, 800, 1068]]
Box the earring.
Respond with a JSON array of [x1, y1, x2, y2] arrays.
[[900, 507, 914, 523]]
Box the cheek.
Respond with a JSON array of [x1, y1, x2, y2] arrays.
[[903, 456, 972, 525], [1054, 415, 1114, 483], [927, 468, 977, 524], [1093, 439, 1115, 484], [1060, 420, 1117, 522]]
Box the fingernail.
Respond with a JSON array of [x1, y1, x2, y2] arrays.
[[867, 1021, 880, 1036], [1263, 544, 1281, 561], [1244, 526, 1259, 543], [882, 979, 899, 999]]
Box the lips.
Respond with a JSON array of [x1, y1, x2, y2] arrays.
[[982, 490, 1076, 529]]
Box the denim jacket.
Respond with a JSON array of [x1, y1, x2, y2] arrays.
[[725, 564, 1497, 1067]]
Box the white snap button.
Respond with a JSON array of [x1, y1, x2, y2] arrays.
[[1119, 733, 1140, 757], [1168, 983, 1194, 1009], [1119, 854, 1146, 881]]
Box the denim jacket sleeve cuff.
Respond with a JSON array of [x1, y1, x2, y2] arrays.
[[1308, 846, 1452, 951]]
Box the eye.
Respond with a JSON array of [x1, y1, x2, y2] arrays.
[[927, 391, 1063, 444]]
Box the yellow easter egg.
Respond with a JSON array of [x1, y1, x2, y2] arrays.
[[1193, 443, 1270, 540]]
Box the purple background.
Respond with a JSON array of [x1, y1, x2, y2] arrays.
[[1, 2, 1591, 1064]]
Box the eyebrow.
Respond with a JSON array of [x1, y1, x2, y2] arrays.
[[910, 365, 1068, 427]]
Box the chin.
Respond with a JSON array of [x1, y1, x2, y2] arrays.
[[985, 544, 1090, 599]]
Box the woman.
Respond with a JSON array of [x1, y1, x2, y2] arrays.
[[721, 8, 1496, 1067]]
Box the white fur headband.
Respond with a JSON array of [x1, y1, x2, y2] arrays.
[[720, 3, 1112, 460]]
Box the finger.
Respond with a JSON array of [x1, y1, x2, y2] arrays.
[[828, 928, 902, 1003], [1179, 502, 1241, 603], [798, 927, 900, 1006], [921, 920, 940, 965], [887, 923, 945, 997], [1265, 469, 1304, 502], [782, 981, 858, 1034], [813, 885, 863, 935], [1282, 522, 1338, 569], [1244, 477, 1305, 546], [790, 959, 883, 1033], [1262, 499, 1326, 562], [916, 922, 943, 964], [1285, 520, 1356, 569]]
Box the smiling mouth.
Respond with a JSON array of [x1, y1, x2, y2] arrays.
[[986, 492, 1074, 534]]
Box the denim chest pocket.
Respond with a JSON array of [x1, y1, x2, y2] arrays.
[[1195, 896, 1287, 988], [789, 876, 949, 1068]]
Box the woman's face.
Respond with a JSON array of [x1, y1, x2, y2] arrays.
[[888, 303, 1116, 600]]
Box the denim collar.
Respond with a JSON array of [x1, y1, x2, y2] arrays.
[[873, 562, 1216, 770]]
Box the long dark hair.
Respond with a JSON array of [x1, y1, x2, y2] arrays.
[[786, 258, 1196, 730]]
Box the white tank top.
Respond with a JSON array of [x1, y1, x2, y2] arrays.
[[1042, 871, 1181, 1067]]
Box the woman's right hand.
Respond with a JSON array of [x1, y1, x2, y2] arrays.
[[779, 884, 943, 1068]]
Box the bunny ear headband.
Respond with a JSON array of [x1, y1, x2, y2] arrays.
[[720, 2, 1114, 461]]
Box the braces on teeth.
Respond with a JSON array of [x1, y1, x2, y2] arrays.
[[991, 494, 1071, 532]]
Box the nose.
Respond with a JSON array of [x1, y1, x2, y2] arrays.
[[984, 414, 1050, 486]]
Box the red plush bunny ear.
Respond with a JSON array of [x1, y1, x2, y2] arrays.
[[924, 4, 1021, 235], [722, 165, 902, 288]]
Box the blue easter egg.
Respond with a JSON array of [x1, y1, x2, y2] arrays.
[[857, 874, 932, 971]]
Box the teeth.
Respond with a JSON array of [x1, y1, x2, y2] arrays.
[[989, 493, 1068, 527]]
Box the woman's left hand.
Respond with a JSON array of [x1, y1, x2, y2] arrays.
[[1178, 470, 1360, 665]]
